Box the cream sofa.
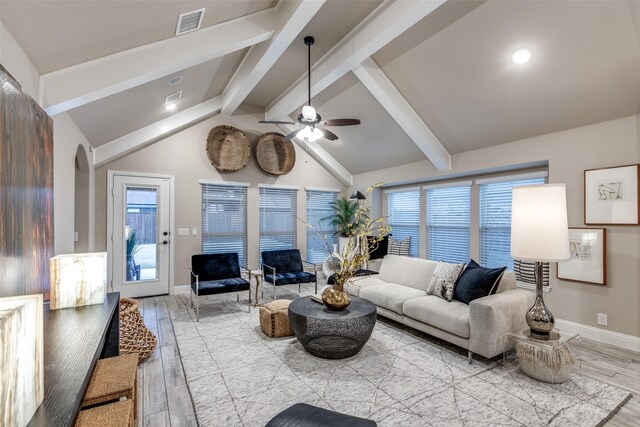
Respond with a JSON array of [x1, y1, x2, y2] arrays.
[[347, 255, 534, 360]]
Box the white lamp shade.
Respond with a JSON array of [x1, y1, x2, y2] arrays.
[[50, 252, 107, 310], [510, 184, 570, 262], [0, 294, 44, 426]]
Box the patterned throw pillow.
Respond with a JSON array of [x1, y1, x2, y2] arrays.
[[426, 262, 465, 302], [387, 236, 411, 256]]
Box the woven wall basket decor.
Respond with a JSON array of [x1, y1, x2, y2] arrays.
[[255, 132, 296, 176], [205, 125, 250, 172]]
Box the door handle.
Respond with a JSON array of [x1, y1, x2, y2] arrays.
[[163, 231, 169, 236], [162, 240, 169, 245]]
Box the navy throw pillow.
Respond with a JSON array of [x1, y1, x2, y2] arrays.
[[367, 234, 390, 260], [453, 259, 506, 305]]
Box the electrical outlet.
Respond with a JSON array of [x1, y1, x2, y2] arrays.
[[192, 228, 198, 235], [597, 313, 608, 326]]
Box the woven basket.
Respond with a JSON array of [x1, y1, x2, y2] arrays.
[[119, 297, 157, 363]]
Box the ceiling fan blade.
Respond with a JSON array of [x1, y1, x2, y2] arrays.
[[258, 120, 296, 125], [320, 129, 339, 141], [321, 118, 361, 126], [282, 130, 299, 141]]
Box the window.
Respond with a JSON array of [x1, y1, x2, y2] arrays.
[[425, 185, 471, 263], [306, 189, 338, 264], [201, 183, 248, 267], [479, 176, 546, 270], [386, 190, 420, 257], [260, 186, 298, 259]]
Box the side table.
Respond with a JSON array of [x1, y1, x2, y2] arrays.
[[249, 269, 264, 307], [503, 329, 581, 384]]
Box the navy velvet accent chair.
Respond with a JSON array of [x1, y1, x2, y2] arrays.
[[261, 249, 318, 300], [190, 253, 250, 321]]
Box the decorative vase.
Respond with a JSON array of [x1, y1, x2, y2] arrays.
[[126, 256, 136, 282], [321, 282, 351, 311]]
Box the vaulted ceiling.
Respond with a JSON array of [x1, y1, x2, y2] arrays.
[[1, 0, 639, 185]]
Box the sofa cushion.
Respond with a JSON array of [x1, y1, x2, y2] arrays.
[[403, 296, 470, 338], [387, 236, 411, 256], [426, 262, 465, 301], [262, 249, 303, 274], [378, 255, 438, 292], [495, 271, 516, 294], [265, 272, 316, 286], [344, 276, 387, 297], [454, 260, 506, 304], [359, 283, 426, 315], [193, 278, 250, 296]]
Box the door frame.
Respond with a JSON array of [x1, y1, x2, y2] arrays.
[[107, 170, 176, 295]]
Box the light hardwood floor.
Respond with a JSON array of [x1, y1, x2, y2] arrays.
[[136, 294, 639, 426]]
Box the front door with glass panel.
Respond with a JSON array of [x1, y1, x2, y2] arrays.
[[111, 173, 171, 297]]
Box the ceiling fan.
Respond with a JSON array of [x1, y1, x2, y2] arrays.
[[259, 36, 360, 142]]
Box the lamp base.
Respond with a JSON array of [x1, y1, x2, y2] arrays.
[[525, 262, 555, 340]]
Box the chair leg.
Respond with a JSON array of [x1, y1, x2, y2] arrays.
[[315, 278, 318, 295], [196, 295, 200, 322], [248, 290, 251, 313], [236, 293, 239, 302], [190, 287, 193, 309], [468, 351, 473, 364], [273, 282, 276, 300], [298, 283, 301, 293]]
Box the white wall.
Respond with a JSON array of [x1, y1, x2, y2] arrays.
[[352, 115, 640, 337], [53, 113, 95, 254], [94, 111, 346, 291], [0, 22, 39, 99], [1, 21, 95, 256]]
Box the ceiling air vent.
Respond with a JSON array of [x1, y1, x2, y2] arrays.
[[175, 8, 205, 36], [165, 91, 182, 105]]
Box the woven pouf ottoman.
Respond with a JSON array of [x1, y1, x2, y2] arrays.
[[260, 300, 294, 338]]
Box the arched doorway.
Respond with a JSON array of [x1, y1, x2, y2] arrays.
[[74, 145, 90, 253]]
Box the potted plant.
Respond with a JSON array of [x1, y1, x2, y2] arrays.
[[126, 230, 141, 281], [316, 184, 390, 310], [322, 197, 368, 255]]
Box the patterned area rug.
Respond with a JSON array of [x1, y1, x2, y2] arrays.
[[169, 288, 631, 426]]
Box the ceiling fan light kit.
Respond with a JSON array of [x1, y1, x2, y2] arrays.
[[258, 35, 361, 142]]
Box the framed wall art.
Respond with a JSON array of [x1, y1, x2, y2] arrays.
[[557, 227, 606, 285], [584, 164, 639, 225]]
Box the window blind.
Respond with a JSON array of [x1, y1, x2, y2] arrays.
[[201, 183, 248, 267], [425, 185, 470, 264], [386, 190, 420, 257], [479, 177, 546, 270], [306, 190, 338, 264], [259, 187, 298, 260]]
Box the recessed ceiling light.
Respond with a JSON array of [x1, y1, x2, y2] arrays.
[[169, 76, 183, 85], [511, 48, 533, 64], [164, 91, 182, 111]]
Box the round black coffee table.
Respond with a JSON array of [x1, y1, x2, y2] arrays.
[[288, 296, 377, 359]]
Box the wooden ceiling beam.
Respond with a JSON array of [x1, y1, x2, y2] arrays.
[[354, 58, 451, 171], [265, 0, 446, 121], [221, 0, 325, 115], [41, 9, 278, 116], [92, 97, 222, 167]]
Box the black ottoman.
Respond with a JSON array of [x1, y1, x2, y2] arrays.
[[327, 269, 378, 285], [266, 403, 377, 427]]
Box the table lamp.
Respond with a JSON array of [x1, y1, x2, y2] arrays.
[[0, 294, 44, 426], [50, 252, 107, 310], [511, 184, 570, 338]]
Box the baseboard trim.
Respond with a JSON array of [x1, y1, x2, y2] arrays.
[[173, 285, 190, 295], [555, 318, 640, 352]]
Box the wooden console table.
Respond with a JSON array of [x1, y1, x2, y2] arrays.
[[28, 292, 120, 426]]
